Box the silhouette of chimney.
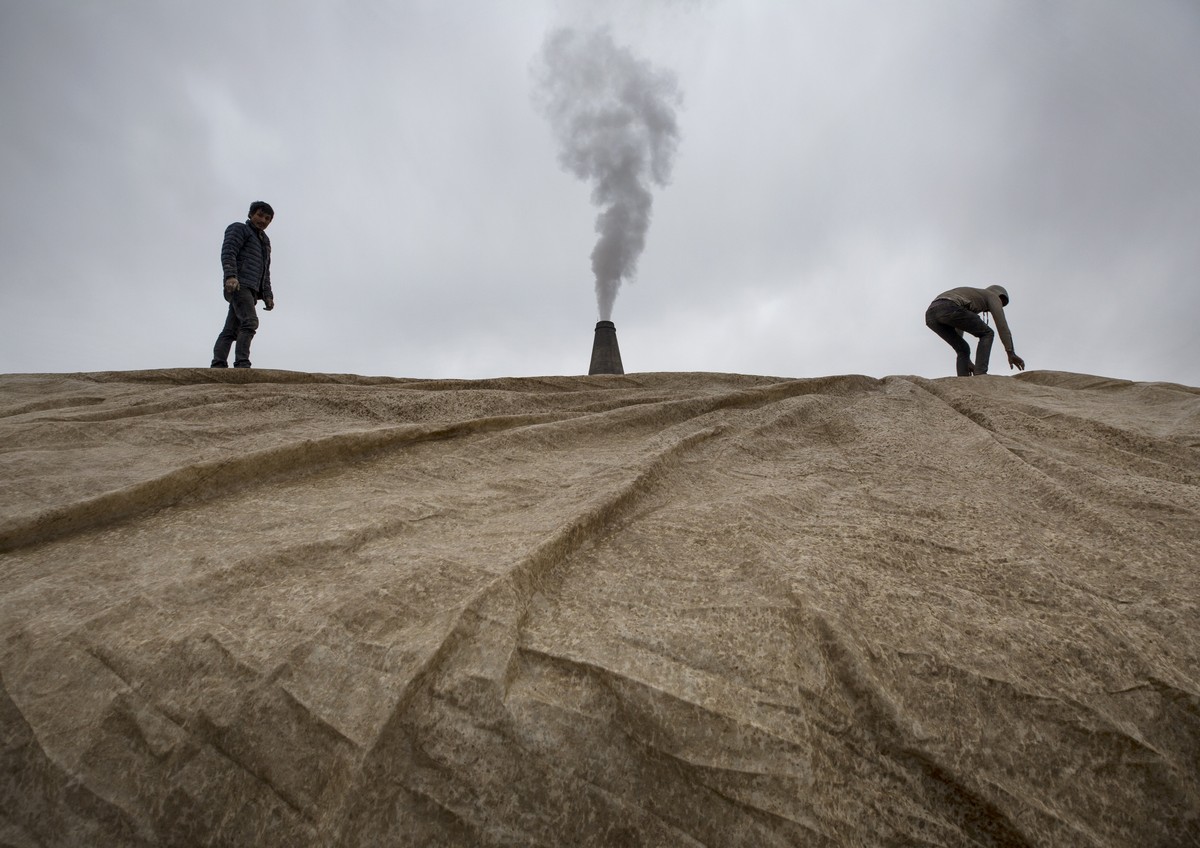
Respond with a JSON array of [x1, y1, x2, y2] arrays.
[[588, 321, 624, 375]]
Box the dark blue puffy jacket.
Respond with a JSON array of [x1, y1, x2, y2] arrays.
[[220, 221, 272, 300]]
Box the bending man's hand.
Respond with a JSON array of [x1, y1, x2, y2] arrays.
[[1008, 352, 1025, 371], [263, 297, 275, 311]]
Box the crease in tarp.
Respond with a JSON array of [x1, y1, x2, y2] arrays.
[[0, 412, 565, 554], [907, 378, 1171, 538], [327, 425, 725, 840], [515, 645, 813, 775], [394, 682, 795, 848], [804, 608, 1037, 847], [0, 670, 157, 847], [375, 423, 725, 714]]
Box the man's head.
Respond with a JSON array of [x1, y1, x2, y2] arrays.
[[247, 201, 274, 231], [986, 284, 1010, 307]]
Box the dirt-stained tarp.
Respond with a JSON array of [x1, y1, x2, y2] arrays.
[[1, 368, 1198, 847]]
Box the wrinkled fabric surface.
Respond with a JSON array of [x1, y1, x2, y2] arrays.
[[1, 368, 1198, 847]]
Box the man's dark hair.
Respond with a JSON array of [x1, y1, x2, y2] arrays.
[[248, 201, 275, 218]]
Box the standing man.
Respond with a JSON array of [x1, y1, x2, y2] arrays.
[[211, 201, 275, 368], [925, 285, 1025, 376]]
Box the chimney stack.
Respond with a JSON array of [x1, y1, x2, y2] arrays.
[[588, 321, 624, 375]]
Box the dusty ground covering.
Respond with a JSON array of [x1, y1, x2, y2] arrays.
[[1, 368, 1198, 847]]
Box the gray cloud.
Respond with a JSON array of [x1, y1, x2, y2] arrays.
[[1, 2, 1197, 385]]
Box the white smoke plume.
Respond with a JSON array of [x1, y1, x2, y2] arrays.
[[535, 27, 682, 321]]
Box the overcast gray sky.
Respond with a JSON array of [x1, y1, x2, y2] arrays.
[[3, 0, 1198, 385]]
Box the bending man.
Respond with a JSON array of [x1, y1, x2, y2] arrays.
[[925, 285, 1025, 376]]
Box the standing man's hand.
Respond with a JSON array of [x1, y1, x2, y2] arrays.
[[1008, 352, 1026, 371], [224, 277, 239, 293], [263, 297, 275, 311]]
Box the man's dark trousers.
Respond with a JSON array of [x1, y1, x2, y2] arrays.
[[925, 298, 994, 376], [211, 287, 260, 368]]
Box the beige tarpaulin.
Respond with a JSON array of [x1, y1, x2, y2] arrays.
[[1, 368, 1198, 846]]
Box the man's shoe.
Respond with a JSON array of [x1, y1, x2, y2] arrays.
[[210, 362, 228, 368]]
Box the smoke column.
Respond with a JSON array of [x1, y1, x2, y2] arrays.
[[535, 27, 682, 321]]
